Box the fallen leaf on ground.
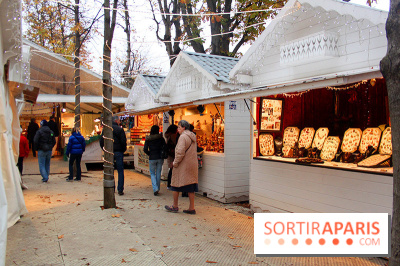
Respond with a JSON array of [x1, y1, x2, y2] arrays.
[[129, 248, 138, 252], [233, 245, 242, 248], [216, 228, 220, 232], [248, 262, 259, 264], [206, 260, 217, 263], [154, 220, 157, 222], [121, 259, 127, 263], [192, 227, 197, 230], [111, 214, 120, 218], [228, 235, 234, 239], [58, 235, 64, 239]]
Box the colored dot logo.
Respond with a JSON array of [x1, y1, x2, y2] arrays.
[[319, 238, 326, 245], [292, 238, 298, 245], [264, 239, 271, 245], [346, 238, 353, 245], [333, 238, 339, 245]]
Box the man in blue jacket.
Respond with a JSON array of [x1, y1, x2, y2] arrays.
[[100, 116, 127, 195], [65, 127, 86, 181]]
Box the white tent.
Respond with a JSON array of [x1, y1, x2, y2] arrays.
[[0, 0, 29, 265]]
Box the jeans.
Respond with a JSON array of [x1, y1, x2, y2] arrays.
[[114, 152, 124, 193], [38, 150, 52, 181], [68, 154, 82, 180], [17, 157, 24, 175], [149, 159, 163, 192]]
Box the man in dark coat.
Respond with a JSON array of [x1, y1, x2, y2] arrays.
[[34, 120, 56, 182], [100, 116, 127, 195], [47, 116, 59, 156], [27, 118, 39, 157]]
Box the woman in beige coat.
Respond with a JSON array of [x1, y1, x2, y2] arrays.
[[165, 120, 198, 214]]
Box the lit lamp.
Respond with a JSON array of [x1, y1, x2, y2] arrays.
[[62, 108, 66, 113]]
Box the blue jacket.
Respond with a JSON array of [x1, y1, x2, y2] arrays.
[[66, 132, 86, 156]]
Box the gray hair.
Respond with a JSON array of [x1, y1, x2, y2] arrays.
[[178, 120, 190, 130], [112, 115, 120, 122]]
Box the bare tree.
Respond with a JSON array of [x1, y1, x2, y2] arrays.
[[103, 0, 119, 209], [380, 1, 400, 264], [149, 0, 183, 65], [148, 0, 286, 59]]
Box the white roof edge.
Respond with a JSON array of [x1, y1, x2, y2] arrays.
[[23, 39, 130, 93], [230, 0, 388, 78], [156, 53, 184, 98], [181, 52, 218, 84], [208, 66, 382, 104], [135, 75, 157, 97]]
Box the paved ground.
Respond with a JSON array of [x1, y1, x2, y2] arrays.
[[6, 156, 389, 265]]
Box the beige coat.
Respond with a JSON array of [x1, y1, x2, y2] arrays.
[[171, 130, 198, 187]]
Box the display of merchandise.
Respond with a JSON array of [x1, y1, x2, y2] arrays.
[[341, 128, 362, 153], [130, 128, 150, 145], [259, 134, 274, 156], [359, 127, 382, 153], [312, 127, 329, 150], [320, 136, 340, 161], [298, 127, 315, 149]]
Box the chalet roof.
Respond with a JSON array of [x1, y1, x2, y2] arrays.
[[140, 74, 166, 95], [230, 0, 388, 78], [183, 51, 239, 83]]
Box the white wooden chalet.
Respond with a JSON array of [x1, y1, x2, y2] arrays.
[[125, 74, 166, 113], [156, 51, 251, 203], [230, 0, 390, 213]]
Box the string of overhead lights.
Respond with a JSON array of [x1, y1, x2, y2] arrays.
[[52, 0, 287, 17], [283, 90, 310, 98], [326, 80, 369, 91]]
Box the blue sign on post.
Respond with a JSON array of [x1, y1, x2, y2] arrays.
[[229, 101, 237, 110]]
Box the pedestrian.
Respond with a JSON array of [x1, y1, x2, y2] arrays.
[[165, 120, 198, 215], [65, 127, 86, 182], [100, 116, 127, 195], [27, 118, 39, 157], [48, 116, 60, 157], [17, 129, 29, 189], [33, 120, 56, 183], [164, 124, 178, 188], [144, 125, 167, 196]]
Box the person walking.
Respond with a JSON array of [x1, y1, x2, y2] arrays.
[[27, 118, 39, 157], [144, 125, 167, 196], [165, 120, 198, 214], [100, 116, 127, 195], [164, 124, 178, 188], [33, 120, 56, 183], [17, 130, 29, 189], [65, 127, 86, 181], [48, 116, 59, 156]]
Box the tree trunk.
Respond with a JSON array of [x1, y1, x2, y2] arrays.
[[207, 0, 221, 55], [380, 1, 400, 264], [181, 2, 205, 53], [122, 0, 134, 88], [74, 0, 81, 129], [103, 0, 118, 209]]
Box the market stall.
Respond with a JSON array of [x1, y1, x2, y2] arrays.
[[154, 51, 251, 203], [229, 0, 391, 213]]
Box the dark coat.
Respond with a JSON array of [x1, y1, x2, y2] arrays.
[[144, 133, 166, 160], [66, 132, 86, 156], [99, 122, 127, 153], [47, 120, 59, 137], [27, 122, 39, 141], [33, 126, 56, 152]]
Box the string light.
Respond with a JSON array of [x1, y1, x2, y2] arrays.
[[326, 80, 368, 91], [52, 0, 288, 17], [283, 90, 310, 98]]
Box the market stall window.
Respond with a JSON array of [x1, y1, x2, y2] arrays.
[[254, 78, 393, 175], [173, 103, 225, 153]]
